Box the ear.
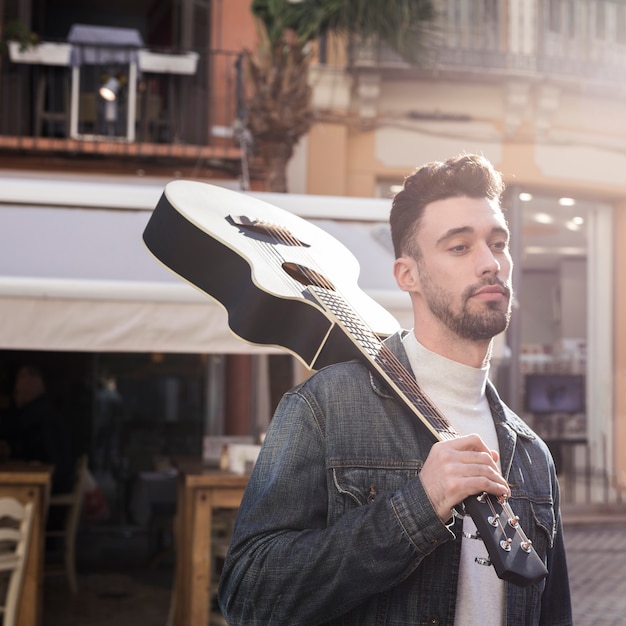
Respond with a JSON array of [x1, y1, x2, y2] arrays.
[[393, 256, 421, 293]]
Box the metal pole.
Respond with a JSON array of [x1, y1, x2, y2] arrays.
[[506, 185, 523, 415]]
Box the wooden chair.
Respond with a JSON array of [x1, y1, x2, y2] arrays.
[[166, 509, 235, 626], [0, 497, 34, 626], [35, 70, 71, 137], [45, 454, 88, 593]]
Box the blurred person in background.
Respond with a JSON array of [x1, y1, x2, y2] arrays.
[[2, 363, 73, 496]]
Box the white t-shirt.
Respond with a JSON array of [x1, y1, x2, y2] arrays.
[[402, 331, 505, 626]]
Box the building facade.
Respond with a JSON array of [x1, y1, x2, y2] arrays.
[[288, 0, 625, 503], [1, 0, 624, 507]]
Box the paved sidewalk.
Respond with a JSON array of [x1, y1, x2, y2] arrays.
[[564, 506, 626, 626], [40, 505, 626, 626]]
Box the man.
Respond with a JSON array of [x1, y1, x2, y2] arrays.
[[218, 154, 571, 625], [4, 364, 74, 495]]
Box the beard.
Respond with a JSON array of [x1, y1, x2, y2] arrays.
[[419, 267, 512, 341]]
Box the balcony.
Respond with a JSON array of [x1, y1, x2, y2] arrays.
[[0, 34, 244, 171], [349, 0, 626, 95]]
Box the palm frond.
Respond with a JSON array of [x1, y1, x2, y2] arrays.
[[251, 0, 436, 64]]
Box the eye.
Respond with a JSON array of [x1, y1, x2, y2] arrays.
[[491, 240, 509, 252], [449, 243, 468, 254]]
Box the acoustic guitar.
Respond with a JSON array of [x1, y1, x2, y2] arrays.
[[143, 180, 549, 587]]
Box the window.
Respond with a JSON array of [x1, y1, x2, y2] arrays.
[[617, 3, 626, 44], [566, 0, 577, 38], [595, 1, 606, 39], [548, 0, 562, 33]]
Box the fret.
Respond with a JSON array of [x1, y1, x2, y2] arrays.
[[310, 286, 458, 441]]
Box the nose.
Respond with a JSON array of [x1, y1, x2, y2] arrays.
[[476, 243, 501, 277]]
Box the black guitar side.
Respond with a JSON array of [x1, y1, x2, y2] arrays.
[[143, 181, 400, 370]]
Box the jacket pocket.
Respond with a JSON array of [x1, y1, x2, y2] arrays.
[[329, 463, 420, 523], [530, 499, 556, 551]]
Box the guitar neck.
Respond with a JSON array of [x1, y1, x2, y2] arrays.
[[308, 285, 458, 442], [308, 285, 549, 588]]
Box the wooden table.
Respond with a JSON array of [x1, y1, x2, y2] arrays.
[[0, 464, 52, 626], [172, 470, 248, 626]]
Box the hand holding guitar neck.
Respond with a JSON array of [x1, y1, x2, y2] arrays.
[[419, 434, 509, 522]]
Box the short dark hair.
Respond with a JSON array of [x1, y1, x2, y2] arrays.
[[389, 154, 505, 258]]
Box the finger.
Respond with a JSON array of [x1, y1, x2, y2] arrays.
[[459, 451, 510, 493], [420, 453, 510, 519], [444, 433, 493, 455], [457, 460, 510, 494], [430, 442, 501, 475], [439, 437, 503, 477]]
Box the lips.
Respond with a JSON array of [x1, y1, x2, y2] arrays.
[[474, 285, 506, 296], [467, 283, 510, 303]]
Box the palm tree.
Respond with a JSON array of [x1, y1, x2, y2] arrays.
[[242, 0, 436, 192], [243, 22, 313, 193]]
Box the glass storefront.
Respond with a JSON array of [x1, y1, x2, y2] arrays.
[[513, 191, 589, 483], [511, 190, 613, 502], [377, 178, 614, 502], [0, 350, 209, 524]]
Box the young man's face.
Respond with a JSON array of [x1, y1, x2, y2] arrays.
[[409, 195, 513, 342]]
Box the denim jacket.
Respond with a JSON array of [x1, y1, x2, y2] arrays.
[[218, 332, 572, 625]]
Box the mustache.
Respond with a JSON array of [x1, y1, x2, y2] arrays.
[[463, 277, 512, 301]]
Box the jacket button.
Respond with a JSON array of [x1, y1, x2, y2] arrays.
[[427, 618, 440, 626]]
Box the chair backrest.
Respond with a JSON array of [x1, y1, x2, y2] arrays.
[[45, 454, 89, 594], [47, 454, 88, 532], [0, 497, 34, 626], [65, 455, 88, 533]]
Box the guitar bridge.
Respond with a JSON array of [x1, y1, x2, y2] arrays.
[[228, 215, 310, 247]]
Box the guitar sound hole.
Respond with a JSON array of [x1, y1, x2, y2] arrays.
[[283, 262, 335, 290]]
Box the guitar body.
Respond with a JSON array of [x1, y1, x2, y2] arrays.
[[143, 181, 400, 370]]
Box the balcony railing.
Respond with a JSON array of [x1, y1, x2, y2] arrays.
[[349, 0, 626, 90], [0, 41, 245, 166]]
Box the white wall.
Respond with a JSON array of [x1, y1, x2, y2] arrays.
[[520, 269, 560, 346], [520, 260, 586, 347], [560, 258, 587, 339]]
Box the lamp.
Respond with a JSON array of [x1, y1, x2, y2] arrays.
[[99, 77, 120, 101]]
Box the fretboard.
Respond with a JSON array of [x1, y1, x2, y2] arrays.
[[308, 285, 459, 442]]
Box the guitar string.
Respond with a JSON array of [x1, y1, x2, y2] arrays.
[[316, 294, 523, 547], [250, 234, 304, 294], [318, 294, 524, 549], [252, 225, 321, 297], [253, 218, 526, 549]]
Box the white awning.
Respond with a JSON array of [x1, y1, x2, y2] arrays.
[[0, 172, 412, 354]]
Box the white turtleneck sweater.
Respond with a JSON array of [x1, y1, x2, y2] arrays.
[[402, 331, 505, 626]]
